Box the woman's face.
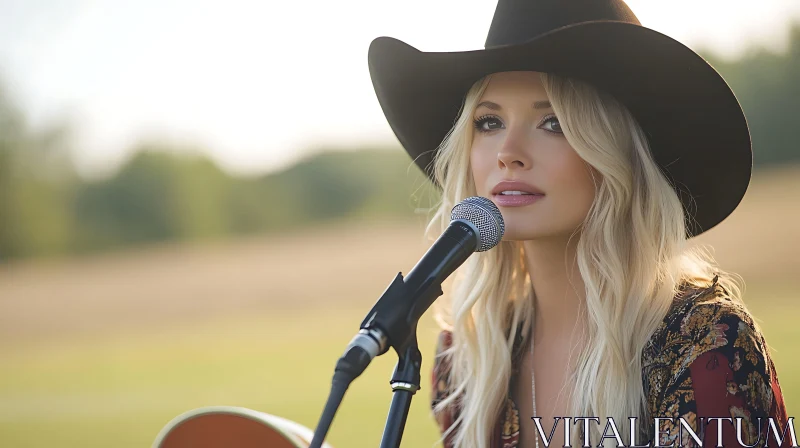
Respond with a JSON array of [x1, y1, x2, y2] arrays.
[[470, 71, 597, 242]]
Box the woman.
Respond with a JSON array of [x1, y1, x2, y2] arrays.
[[368, 1, 789, 447]]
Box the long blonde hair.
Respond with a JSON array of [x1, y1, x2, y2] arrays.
[[426, 72, 747, 447]]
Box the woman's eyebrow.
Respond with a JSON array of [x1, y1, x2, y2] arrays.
[[476, 101, 501, 110], [475, 100, 552, 110], [533, 100, 552, 109]]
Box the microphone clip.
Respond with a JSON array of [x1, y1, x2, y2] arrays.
[[359, 271, 443, 358]]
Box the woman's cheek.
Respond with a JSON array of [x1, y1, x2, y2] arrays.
[[470, 146, 493, 191]]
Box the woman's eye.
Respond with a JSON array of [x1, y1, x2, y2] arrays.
[[473, 116, 503, 132], [540, 116, 562, 133]]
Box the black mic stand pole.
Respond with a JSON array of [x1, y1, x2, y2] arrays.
[[379, 334, 422, 448]]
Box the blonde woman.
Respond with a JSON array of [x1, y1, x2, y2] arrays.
[[367, 1, 789, 447]]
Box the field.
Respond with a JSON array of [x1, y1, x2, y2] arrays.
[[0, 165, 799, 447]]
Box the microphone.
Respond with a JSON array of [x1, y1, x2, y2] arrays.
[[353, 196, 506, 361], [309, 196, 504, 448]]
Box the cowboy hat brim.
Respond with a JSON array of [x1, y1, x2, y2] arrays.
[[368, 21, 751, 237]]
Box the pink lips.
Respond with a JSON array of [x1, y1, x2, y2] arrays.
[[490, 180, 546, 207], [492, 193, 545, 207]]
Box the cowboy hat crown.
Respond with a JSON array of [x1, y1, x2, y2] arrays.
[[485, 0, 639, 48]]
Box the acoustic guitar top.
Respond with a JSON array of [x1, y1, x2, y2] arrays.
[[153, 406, 334, 448]]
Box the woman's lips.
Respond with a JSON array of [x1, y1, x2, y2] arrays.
[[492, 193, 545, 207]]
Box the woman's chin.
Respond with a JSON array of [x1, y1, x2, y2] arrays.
[[500, 223, 573, 242], [500, 228, 545, 242]]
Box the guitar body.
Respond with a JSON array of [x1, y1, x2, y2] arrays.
[[153, 406, 334, 448]]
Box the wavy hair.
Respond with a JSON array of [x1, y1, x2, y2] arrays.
[[425, 72, 749, 447]]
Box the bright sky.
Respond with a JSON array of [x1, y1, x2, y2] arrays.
[[2, 0, 800, 177]]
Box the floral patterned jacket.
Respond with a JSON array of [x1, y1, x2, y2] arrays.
[[430, 276, 790, 447]]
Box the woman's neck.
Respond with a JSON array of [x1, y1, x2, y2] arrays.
[[522, 236, 587, 337]]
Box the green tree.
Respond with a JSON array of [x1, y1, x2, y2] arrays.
[[73, 145, 230, 250], [0, 81, 76, 260]]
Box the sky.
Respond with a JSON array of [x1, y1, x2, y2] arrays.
[[2, 0, 800, 177]]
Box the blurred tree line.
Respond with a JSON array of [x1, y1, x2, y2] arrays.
[[1, 27, 799, 261], [703, 25, 800, 166], [0, 84, 438, 260]]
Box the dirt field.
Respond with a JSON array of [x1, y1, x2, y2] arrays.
[[0, 219, 436, 347]]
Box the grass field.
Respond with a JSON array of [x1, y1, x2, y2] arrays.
[[0, 221, 450, 448], [0, 166, 798, 447], [0, 308, 447, 447]]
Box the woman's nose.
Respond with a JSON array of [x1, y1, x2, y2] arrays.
[[496, 133, 532, 170]]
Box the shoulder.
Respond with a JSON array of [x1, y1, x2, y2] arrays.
[[647, 277, 769, 374], [643, 277, 785, 425], [647, 277, 750, 358]]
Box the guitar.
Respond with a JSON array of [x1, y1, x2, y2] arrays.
[[153, 406, 334, 448]]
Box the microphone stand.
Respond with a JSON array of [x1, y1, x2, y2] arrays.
[[363, 264, 450, 447], [379, 335, 422, 448], [310, 220, 475, 448]]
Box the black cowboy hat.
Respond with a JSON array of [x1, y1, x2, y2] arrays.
[[367, 0, 751, 238]]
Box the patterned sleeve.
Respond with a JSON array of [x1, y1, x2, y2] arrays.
[[431, 330, 457, 447], [654, 302, 790, 448]]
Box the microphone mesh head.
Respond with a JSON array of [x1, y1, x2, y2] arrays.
[[450, 196, 505, 252]]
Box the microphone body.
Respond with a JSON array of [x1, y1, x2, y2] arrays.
[[309, 197, 504, 448], [344, 196, 505, 368], [360, 218, 479, 355]]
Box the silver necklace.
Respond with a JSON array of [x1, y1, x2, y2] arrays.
[[530, 330, 540, 448]]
